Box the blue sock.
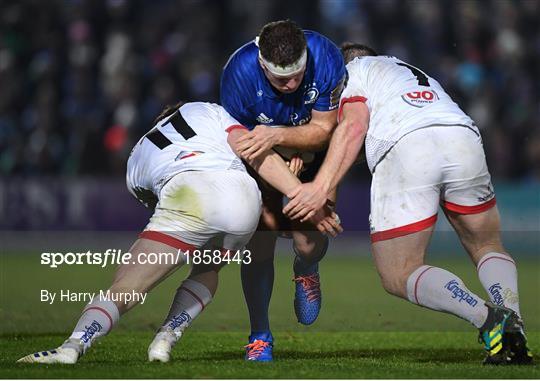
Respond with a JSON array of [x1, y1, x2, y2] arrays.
[[293, 255, 318, 275], [293, 238, 329, 275], [241, 258, 274, 334]]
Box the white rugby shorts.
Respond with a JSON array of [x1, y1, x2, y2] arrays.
[[370, 126, 496, 242], [140, 169, 262, 251]]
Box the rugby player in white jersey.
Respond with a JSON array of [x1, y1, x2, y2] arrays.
[[284, 43, 532, 365], [17, 102, 340, 364]]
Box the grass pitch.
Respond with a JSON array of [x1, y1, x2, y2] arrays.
[[1, 251, 539, 378], [2, 331, 539, 379]]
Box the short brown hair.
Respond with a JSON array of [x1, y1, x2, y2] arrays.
[[258, 20, 306, 67], [340, 42, 377, 64]]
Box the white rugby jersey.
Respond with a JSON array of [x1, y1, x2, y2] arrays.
[[126, 102, 246, 208], [339, 56, 477, 172]]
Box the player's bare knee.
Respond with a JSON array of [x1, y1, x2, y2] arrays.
[[376, 259, 420, 299], [293, 240, 317, 258], [293, 234, 327, 262], [379, 274, 406, 298]]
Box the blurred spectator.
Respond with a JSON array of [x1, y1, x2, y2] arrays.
[[0, 0, 538, 180]]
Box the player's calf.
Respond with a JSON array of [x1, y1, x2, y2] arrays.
[[447, 207, 527, 328], [148, 278, 213, 362], [477, 252, 522, 316]]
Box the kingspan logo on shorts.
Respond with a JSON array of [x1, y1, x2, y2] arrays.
[[80, 320, 103, 343], [168, 311, 192, 330], [488, 283, 504, 306], [445, 280, 478, 306]]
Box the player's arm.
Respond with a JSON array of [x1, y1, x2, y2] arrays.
[[273, 108, 337, 150], [227, 128, 342, 236], [229, 129, 300, 196], [236, 109, 336, 161], [283, 101, 369, 221]]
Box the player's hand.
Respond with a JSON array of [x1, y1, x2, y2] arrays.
[[309, 207, 343, 237], [286, 155, 304, 177], [283, 182, 328, 222], [236, 125, 280, 161]]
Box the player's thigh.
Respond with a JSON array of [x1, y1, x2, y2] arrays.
[[147, 170, 261, 250], [370, 130, 441, 243], [187, 169, 268, 262], [202, 170, 262, 242], [444, 206, 504, 263], [110, 238, 185, 297], [437, 128, 502, 261], [143, 172, 217, 249], [439, 128, 495, 212], [247, 165, 289, 232], [261, 185, 290, 233], [240, 171, 285, 262], [245, 229, 278, 262], [372, 225, 434, 297]]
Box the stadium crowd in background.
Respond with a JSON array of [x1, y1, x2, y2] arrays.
[[1, 0, 539, 180]]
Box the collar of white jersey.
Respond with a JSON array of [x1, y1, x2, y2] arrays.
[[255, 36, 307, 77]]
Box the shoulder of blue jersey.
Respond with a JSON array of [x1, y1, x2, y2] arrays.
[[223, 40, 258, 76], [305, 30, 344, 69]]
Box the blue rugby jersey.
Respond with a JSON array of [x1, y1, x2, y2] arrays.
[[220, 31, 346, 130]]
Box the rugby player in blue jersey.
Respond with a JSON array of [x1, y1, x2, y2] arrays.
[[221, 20, 346, 361]]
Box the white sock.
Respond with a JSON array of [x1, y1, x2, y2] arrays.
[[406, 265, 488, 328], [477, 252, 521, 317], [66, 297, 120, 353], [160, 279, 212, 337]]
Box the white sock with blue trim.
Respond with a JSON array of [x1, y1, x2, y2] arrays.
[[160, 279, 212, 337], [64, 297, 120, 354]]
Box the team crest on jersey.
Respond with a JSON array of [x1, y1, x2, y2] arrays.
[[401, 90, 439, 108], [303, 86, 320, 105]]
